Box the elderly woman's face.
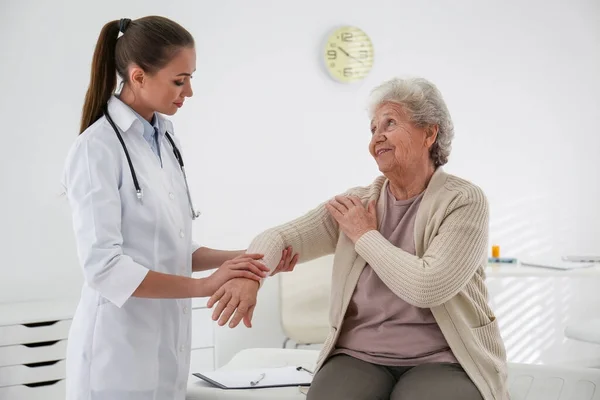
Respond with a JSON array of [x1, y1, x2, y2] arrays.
[[369, 102, 436, 174]]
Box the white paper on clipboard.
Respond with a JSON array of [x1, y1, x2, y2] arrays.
[[192, 366, 313, 389]]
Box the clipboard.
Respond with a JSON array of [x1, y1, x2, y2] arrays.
[[192, 365, 313, 389]]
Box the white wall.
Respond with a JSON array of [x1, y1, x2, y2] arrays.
[[1, 0, 599, 366]]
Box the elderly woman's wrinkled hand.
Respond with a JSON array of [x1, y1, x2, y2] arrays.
[[326, 195, 377, 243], [207, 278, 259, 328], [206, 247, 298, 328]]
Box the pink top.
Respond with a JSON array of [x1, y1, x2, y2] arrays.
[[333, 185, 457, 366]]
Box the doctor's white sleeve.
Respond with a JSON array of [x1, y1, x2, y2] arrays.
[[63, 136, 148, 308]]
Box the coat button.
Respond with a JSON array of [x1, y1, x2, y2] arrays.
[[179, 230, 185, 238], [183, 306, 188, 314], [179, 345, 185, 352], [169, 192, 175, 200]]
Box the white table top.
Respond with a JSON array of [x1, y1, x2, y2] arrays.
[[0, 298, 78, 326], [486, 263, 600, 278]]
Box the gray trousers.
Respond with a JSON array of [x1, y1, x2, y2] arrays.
[[306, 354, 483, 400]]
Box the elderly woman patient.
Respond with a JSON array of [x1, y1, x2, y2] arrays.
[[208, 77, 509, 400]]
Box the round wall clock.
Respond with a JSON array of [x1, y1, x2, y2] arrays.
[[323, 26, 374, 83]]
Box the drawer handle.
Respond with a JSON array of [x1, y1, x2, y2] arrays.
[[23, 340, 60, 348], [24, 360, 61, 368], [24, 379, 61, 388], [23, 321, 59, 328]]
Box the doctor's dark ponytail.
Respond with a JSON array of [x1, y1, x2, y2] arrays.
[[79, 16, 194, 134], [80, 20, 120, 134]]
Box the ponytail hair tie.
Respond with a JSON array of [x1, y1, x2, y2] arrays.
[[119, 18, 132, 34]]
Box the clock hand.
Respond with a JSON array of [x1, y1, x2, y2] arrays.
[[337, 46, 364, 65], [337, 46, 351, 57]]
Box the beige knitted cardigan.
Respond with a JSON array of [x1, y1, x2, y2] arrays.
[[247, 168, 509, 399]]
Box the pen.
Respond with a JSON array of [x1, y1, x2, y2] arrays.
[[250, 373, 265, 386], [488, 257, 517, 264], [296, 366, 314, 375]]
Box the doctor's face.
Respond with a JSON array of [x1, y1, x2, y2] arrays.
[[138, 46, 196, 116]]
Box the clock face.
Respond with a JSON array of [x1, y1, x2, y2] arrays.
[[324, 26, 374, 83]]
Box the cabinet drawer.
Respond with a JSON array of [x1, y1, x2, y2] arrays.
[[0, 359, 66, 387], [191, 309, 214, 349], [0, 379, 65, 400], [0, 320, 71, 347], [189, 347, 215, 374], [0, 340, 67, 367]]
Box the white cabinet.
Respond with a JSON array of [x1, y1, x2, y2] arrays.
[[0, 380, 66, 400], [0, 360, 67, 387], [0, 282, 216, 398], [0, 340, 67, 367], [0, 321, 72, 347], [189, 348, 215, 374], [0, 299, 75, 400], [189, 270, 216, 375], [191, 308, 215, 350]]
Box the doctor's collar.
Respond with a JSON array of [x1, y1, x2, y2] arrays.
[[106, 95, 169, 137], [105, 95, 138, 134]]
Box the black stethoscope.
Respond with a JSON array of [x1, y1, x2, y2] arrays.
[[103, 106, 200, 220]]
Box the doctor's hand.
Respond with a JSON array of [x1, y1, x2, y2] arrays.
[[207, 278, 259, 328], [199, 254, 269, 297], [206, 247, 299, 328]]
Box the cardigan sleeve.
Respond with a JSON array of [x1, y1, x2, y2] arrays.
[[246, 201, 340, 276], [246, 184, 374, 276], [354, 190, 489, 308]]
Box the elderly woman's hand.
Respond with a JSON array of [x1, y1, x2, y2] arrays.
[[271, 246, 299, 276], [207, 278, 259, 328], [326, 195, 377, 243], [207, 247, 299, 328]]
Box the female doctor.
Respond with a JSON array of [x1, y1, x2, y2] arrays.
[[62, 16, 297, 400]]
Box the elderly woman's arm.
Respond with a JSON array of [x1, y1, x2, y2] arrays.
[[245, 202, 340, 275], [206, 198, 346, 328], [355, 191, 488, 308]]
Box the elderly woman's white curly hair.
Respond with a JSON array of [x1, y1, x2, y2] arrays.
[[367, 77, 454, 167]]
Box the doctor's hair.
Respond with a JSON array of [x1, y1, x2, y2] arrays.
[[79, 16, 194, 134]]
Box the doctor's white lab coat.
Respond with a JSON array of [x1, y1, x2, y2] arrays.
[[62, 96, 199, 400]]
